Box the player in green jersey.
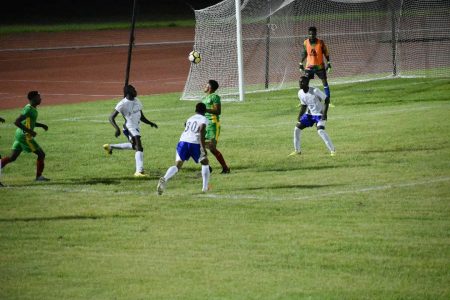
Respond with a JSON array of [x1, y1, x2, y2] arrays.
[[1, 91, 50, 181], [202, 80, 230, 174]]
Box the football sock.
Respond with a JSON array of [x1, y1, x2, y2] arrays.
[[111, 143, 133, 150], [164, 166, 178, 181], [201, 164, 210, 191], [213, 150, 229, 169], [135, 151, 144, 173], [324, 84, 330, 98], [36, 159, 45, 177], [317, 129, 335, 152], [1, 157, 11, 168], [294, 127, 301, 152]]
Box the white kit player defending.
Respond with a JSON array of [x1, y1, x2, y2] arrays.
[[104, 85, 158, 177], [289, 76, 336, 156], [157, 103, 211, 195]]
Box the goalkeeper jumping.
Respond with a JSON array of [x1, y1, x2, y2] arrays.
[[299, 26, 332, 101]]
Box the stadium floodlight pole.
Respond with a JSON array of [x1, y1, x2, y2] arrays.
[[235, 0, 245, 101], [124, 0, 138, 96]]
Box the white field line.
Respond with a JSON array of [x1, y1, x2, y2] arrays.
[[201, 177, 450, 201], [3, 177, 449, 201], [0, 40, 194, 53]]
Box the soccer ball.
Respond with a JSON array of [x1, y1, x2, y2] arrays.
[[188, 50, 201, 64]]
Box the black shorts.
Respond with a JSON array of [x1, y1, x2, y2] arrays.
[[305, 68, 327, 80]]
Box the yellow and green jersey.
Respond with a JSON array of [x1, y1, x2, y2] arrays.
[[202, 93, 221, 124], [15, 104, 38, 139]]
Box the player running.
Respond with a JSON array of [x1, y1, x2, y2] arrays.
[[104, 84, 158, 177], [1, 91, 50, 181], [289, 76, 336, 156], [299, 26, 332, 101], [157, 103, 211, 195]]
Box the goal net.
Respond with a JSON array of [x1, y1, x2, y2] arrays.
[[181, 0, 450, 101]]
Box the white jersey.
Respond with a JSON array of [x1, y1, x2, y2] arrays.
[[179, 113, 209, 144], [115, 97, 143, 129], [298, 87, 327, 116]]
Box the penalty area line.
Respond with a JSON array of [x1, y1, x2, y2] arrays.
[[201, 177, 450, 201]]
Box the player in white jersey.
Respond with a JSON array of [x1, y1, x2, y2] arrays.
[[289, 76, 336, 156], [157, 103, 211, 195], [103, 85, 158, 177]]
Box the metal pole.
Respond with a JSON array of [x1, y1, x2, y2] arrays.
[[235, 0, 245, 101], [124, 0, 137, 95]]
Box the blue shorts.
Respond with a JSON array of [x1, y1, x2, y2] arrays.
[[299, 114, 323, 128], [176, 141, 201, 163]]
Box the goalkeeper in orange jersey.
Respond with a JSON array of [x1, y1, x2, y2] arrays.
[[299, 26, 332, 101]]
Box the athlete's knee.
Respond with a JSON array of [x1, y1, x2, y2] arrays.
[[36, 150, 45, 160], [136, 145, 143, 152], [317, 127, 326, 132]]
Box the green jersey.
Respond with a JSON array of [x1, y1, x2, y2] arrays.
[[202, 93, 221, 124], [12, 104, 41, 153], [15, 104, 38, 139]]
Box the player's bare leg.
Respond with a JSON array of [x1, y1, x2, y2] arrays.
[[206, 140, 230, 174]]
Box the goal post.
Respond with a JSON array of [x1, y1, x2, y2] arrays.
[[181, 0, 450, 101]]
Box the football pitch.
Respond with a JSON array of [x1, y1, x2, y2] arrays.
[[0, 77, 449, 299]]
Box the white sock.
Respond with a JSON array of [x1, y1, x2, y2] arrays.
[[135, 151, 144, 173], [110, 143, 133, 150], [201, 165, 210, 191], [317, 129, 335, 152], [294, 127, 301, 152], [164, 166, 178, 181]]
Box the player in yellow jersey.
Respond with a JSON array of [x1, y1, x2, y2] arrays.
[[299, 26, 332, 101], [1, 91, 50, 181]]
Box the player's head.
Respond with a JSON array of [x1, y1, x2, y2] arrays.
[[124, 84, 137, 100], [27, 91, 41, 105], [308, 26, 317, 41], [205, 79, 219, 93], [299, 76, 309, 92], [195, 102, 207, 115]]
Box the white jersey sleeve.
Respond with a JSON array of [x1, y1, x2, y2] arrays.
[[179, 114, 209, 144]]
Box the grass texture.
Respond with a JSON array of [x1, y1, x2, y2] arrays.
[[0, 77, 449, 299]]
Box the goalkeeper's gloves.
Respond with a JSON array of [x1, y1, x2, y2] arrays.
[[299, 62, 305, 71], [326, 62, 332, 73]]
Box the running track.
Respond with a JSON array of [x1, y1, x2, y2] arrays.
[[0, 28, 194, 109]]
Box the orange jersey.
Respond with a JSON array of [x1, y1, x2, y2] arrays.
[[303, 38, 329, 69]]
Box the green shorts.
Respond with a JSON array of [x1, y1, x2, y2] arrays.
[[12, 133, 41, 153], [205, 122, 221, 142]]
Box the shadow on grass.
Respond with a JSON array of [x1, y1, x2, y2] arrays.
[[0, 214, 140, 223], [8, 175, 160, 187], [235, 183, 341, 191]]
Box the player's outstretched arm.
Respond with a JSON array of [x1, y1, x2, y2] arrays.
[[140, 111, 158, 128], [109, 110, 121, 137], [36, 122, 48, 131]]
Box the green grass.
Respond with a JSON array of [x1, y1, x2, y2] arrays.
[[0, 77, 449, 299]]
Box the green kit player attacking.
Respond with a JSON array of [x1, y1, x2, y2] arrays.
[[1, 91, 50, 181], [202, 80, 230, 174]]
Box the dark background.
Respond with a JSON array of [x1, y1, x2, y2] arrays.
[[2, 0, 223, 24]]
